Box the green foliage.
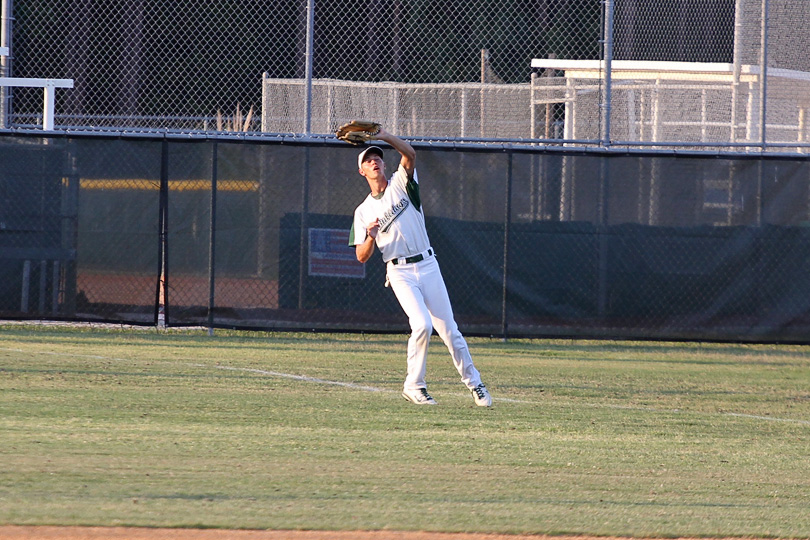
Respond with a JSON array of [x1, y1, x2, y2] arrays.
[[1, 325, 809, 536]]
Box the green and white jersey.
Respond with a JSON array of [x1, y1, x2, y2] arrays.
[[349, 165, 429, 263]]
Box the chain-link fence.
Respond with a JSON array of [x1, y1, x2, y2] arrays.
[[4, 1, 810, 342], [5, 0, 809, 151], [3, 132, 810, 342]]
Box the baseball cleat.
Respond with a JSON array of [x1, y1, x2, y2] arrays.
[[471, 383, 492, 407], [402, 388, 437, 405]]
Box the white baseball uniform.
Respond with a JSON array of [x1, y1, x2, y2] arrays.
[[350, 163, 484, 393]]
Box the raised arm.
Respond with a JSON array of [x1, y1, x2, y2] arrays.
[[374, 128, 415, 178]]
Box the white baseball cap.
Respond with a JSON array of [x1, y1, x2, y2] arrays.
[[357, 146, 384, 169]]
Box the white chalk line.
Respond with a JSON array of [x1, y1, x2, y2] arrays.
[[198, 362, 387, 394], [3, 345, 810, 426]]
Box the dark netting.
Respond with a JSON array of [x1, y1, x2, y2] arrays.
[[163, 141, 214, 325], [3, 134, 810, 342], [71, 138, 163, 323], [0, 137, 71, 316]]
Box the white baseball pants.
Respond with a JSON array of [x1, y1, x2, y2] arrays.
[[386, 255, 483, 393]]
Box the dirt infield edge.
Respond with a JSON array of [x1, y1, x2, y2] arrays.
[[0, 527, 752, 540]]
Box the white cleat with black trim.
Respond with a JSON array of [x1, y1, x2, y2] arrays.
[[471, 383, 492, 407], [402, 388, 437, 405]]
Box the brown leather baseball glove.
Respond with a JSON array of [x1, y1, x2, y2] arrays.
[[335, 120, 381, 146]]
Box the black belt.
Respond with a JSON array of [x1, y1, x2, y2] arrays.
[[390, 248, 433, 265]]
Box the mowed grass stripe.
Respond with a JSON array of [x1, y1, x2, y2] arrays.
[[5, 341, 808, 425], [1, 325, 809, 536]]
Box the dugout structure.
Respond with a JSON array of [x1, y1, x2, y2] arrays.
[[529, 59, 810, 150]]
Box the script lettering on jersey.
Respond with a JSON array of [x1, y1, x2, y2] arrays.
[[378, 197, 410, 233]]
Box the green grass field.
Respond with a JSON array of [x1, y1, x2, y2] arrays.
[[1, 324, 809, 537]]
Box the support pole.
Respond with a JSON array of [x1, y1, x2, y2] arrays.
[[20, 259, 29, 313], [545, 53, 557, 139], [759, 0, 769, 150], [43, 83, 55, 130], [731, 0, 744, 143], [480, 49, 488, 138], [0, 0, 13, 128], [597, 157, 610, 318], [156, 139, 169, 329], [298, 148, 311, 310], [207, 141, 218, 336], [501, 150, 513, 341], [51, 260, 60, 315], [304, 0, 314, 134], [38, 259, 46, 313], [601, 0, 614, 146]]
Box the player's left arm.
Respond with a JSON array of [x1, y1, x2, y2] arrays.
[[374, 128, 415, 178]]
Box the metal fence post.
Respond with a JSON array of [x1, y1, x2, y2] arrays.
[[298, 147, 311, 310], [760, 0, 769, 150], [207, 140, 218, 336], [20, 259, 29, 312], [597, 155, 611, 318], [731, 0, 744, 143], [51, 260, 59, 315], [500, 149, 514, 340], [304, 0, 314, 134], [0, 0, 13, 128], [61, 146, 79, 316], [601, 0, 614, 147], [155, 139, 169, 328], [38, 259, 46, 312]]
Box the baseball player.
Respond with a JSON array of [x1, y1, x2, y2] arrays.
[[348, 127, 492, 407]]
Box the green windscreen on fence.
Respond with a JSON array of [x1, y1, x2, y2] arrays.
[[2, 134, 810, 342]]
